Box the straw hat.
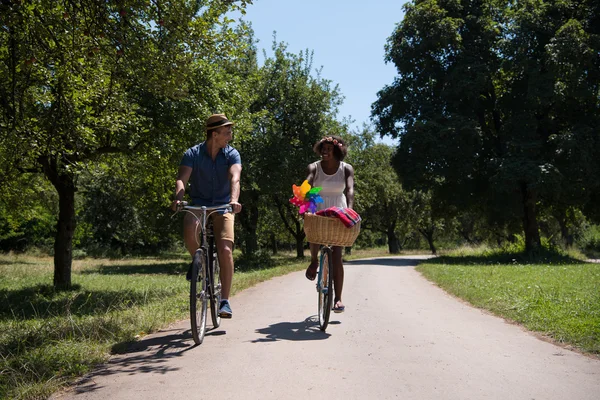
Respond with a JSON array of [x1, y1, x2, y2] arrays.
[[205, 114, 234, 131]]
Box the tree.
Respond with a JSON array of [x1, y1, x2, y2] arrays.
[[239, 39, 344, 258], [350, 126, 414, 253], [373, 0, 600, 253], [0, 0, 251, 288]]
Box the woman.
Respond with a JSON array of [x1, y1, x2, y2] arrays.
[[304, 135, 355, 313]]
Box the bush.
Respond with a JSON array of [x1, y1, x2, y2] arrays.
[[235, 249, 275, 272], [576, 224, 600, 251], [0, 212, 55, 253]]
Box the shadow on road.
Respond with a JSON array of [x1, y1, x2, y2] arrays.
[[71, 328, 198, 395], [345, 257, 430, 267], [252, 316, 334, 342]]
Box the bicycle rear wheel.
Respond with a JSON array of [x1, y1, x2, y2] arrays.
[[209, 239, 222, 328], [190, 249, 208, 345], [318, 247, 333, 331]]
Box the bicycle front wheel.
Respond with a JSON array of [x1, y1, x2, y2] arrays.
[[318, 247, 333, 331], [190, 249, 208, 345], [209, 240, 222, 328]]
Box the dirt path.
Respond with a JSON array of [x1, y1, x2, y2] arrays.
[[53, 256, 600, 400]]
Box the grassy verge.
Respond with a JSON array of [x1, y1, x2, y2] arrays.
[[0, 247, 393, 399], [6, 246, 597, 399], [417, 247, 600, 357]]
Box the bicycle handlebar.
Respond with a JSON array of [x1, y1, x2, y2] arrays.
[[178, 201, 233, 213]]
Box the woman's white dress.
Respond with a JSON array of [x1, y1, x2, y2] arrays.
[[312, 161, 347, 211]]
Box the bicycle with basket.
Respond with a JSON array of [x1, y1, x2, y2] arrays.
[[303, 212, 360, 331]]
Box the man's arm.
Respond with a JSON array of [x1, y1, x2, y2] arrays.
[[229, 163, 242, 213], [344, 163, 355, 210], [171, 165, 192, 211]]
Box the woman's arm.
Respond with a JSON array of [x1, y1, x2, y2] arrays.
[[344, 163, 355, 209], [305, 162, 317, 186]]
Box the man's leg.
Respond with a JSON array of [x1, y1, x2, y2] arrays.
[[183, 212, 200, 256], [216, 238, 234, 299], [213, 212, 235, 317], [182, 213, 200, 280]]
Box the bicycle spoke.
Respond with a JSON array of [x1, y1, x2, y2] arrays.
[[318, 247, 333, 331], [190, 250, 208, 345]]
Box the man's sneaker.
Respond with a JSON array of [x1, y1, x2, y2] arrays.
[[185, 262, 193, 281], [218, 300, 233, 319]]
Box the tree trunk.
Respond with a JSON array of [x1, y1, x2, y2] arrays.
[[54, 183, 76, 289], [40, 155, 76, 290], [296, 235, 304, 258], [386, 219, 400, 254], [244, 204, 259, 255], [521, 182, 541, 253], [387, 231, 401, 254], [426, 234, 436, 255], [270, 233, 278, 255], [239, 191, 259, 256], [418, 227, 436, 255], [555, 212, 573, 248], [273, 196, 305, 258]]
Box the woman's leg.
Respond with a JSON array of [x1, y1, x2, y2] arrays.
[[332, 246, 344, 310], [305, 242, 320, 280]]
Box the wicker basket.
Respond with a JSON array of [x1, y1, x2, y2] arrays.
[[303, 213, 361, 247]]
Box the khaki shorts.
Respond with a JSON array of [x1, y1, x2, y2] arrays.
[[185, 211, 235, 243]]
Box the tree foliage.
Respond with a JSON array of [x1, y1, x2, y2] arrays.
[[239, 40, 345, 257], [350, 127, 416, 253], [0, 0, 252, 288], [373, 0, 600, 252]]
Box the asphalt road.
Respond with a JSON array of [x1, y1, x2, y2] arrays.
[[53, 256, 600, 400]]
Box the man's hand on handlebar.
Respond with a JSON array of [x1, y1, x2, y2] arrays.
[[171, 200, 186, 212], [230, 201, 242, 214]]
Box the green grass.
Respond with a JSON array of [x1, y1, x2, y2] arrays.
[[0, 247, 394, 399], [417, 247, 600, 356], [0, 255, 193, 399]]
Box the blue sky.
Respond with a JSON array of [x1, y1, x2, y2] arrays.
[[235, 0, 407, 145]]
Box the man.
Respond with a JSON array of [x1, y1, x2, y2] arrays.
[[171, 113, 242, 318]]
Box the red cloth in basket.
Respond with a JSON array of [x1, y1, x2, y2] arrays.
[[315, 207, 361, 228]]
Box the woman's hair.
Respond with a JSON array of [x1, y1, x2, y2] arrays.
[[313, 135, 348, 161]]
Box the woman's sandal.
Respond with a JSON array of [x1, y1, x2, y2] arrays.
[[305, 262, 318, 281], [332, 301, 345, 313]]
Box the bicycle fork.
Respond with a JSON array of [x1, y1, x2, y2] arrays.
[[316, 250, 331, 295]]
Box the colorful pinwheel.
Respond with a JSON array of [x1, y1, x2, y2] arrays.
[[289, 180, 323, 214]]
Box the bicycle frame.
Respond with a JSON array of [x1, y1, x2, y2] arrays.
[[175, 202, 232, 344], [179, 202, 232, 254], [316, 245, 334, 331]]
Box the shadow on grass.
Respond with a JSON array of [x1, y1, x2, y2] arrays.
[[0, 284, 180, 320], [426, 249, 585, 266], [0, 259, 39, 266], [345, 257, 431, 267], [251, 316, 333, 342], [80, 262, 188, 276]]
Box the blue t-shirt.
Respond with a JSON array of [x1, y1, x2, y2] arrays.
[[180, 142, 241, 206]]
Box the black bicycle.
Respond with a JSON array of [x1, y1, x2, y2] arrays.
[[316, 245, 334, 331], [177, 202, 232, 345]]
